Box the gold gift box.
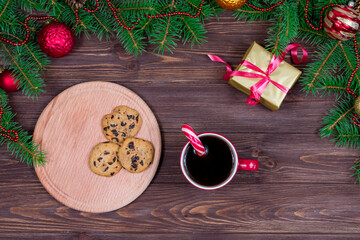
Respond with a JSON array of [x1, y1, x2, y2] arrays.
[[229, 42, 302, 111]]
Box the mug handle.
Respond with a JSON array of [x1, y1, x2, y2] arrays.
[[237, 159, 258, 171]]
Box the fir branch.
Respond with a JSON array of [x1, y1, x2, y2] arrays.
[[273, 11, 282, 54], [328, 106, 354, 132], [148, 0, 177, 54], [92, 12, 110, 33], [297, 27, 331, 44], [0, 42, 45, 98], [265, 1, 299, 56], [0, 1, 11, 19], [323, 86, 349, 91], [0, 88, 8, 104], [318, 76, 354, 97], [117, 7, 154, 11], [319, 96, 360, 148], [236, 8, 263, 14], [157, 17, 173, 53], [0, 32, 48, 69], [17, 0, 50, 12], [0, 1, 18, 33], [114, 6, 145, 56], [300, 41, 341, 94], [183, 0, 206, 17], [332, 127, 360, 148], [340, 42, 360, 85], [352, 158, 360, 184], [180, 15, 207, 47], [140, 3, 168, 31], [0, 101, 45, 167], [233, 0, 283, 21], [118, 11, 137, 46], [208, 0, 222, 19], [71, 7, 87, 30]]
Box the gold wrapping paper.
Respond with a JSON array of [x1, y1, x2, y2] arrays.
[[229, 42, 302, 111]]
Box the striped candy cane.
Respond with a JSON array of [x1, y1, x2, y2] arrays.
[[181, 124, 206, 157]]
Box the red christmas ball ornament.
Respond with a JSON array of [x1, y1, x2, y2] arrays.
[[38, 22, 75, 58], [324, 5, 360, 41], [0, 70, 19, 92]]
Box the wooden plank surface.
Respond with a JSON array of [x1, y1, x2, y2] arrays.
[[1, 13, 359, 239]]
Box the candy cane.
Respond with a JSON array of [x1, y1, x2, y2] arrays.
[[181, 124, 206, 157]]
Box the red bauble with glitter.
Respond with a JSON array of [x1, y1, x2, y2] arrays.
[[0, 70, 19, 92], [38, 22, 75, 58], [324, 5, 360, 41]]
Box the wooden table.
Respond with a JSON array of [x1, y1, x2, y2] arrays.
[[1, 12, 360, 239]]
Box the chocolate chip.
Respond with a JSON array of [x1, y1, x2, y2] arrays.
[[131, 156, 136, 162], [103, 126, 109, 131], [121, 132, 126, 137], [131, 163, 137, 169], [113, 157, 116, 162], [108, 162, 113, 165], [97, 157, 102, 162], [112, 138, 119, 142], [93, 161, 96, 166], [128, 142, 134, 149], [104, 167, 109, 172], [129, 123, 135, 129], [104, 151, 110, 155], [127, 115, 134, 120], [111, 172, 115, 176], [126, 151, 130, 155], [135, 156, 139, 160], [106, 134, 109, 136], [110, 124, 117, 127], [140, 160, 144, 166], [111, 129, 119, 137], [111, 115, 114, 119], [136, 115, 139, 123], [121, 121, 127, 126]]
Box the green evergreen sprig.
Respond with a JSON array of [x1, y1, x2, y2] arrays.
[[0, 93, 45, 167], [233, 0, 278, 22], [265, 1, 299, 56], [352, 158, 360, 183]]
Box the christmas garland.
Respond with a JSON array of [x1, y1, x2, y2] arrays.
[[2, 0, 360, 183]]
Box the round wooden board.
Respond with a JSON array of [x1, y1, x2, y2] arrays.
[[33, 81, 161, 213]]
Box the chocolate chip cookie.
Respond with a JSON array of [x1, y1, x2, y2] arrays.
[[102, 106, 142, 144], [119, 137, 154, 173], [89, 142, 122, 177]]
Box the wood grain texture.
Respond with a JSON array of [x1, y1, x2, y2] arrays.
[[33, 82, 161, 213], [0, 12, 359, 239], [1, 184, 360, 234]]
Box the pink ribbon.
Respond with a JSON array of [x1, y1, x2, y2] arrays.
[[208, 43, 307, 105]]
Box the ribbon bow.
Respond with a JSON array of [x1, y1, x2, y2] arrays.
[[208, 43, 307, 105]]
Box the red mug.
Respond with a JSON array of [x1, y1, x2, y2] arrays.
[[180, 132, 258, 190]]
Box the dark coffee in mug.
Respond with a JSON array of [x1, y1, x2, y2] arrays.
[[184, 136, 234, 187]]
